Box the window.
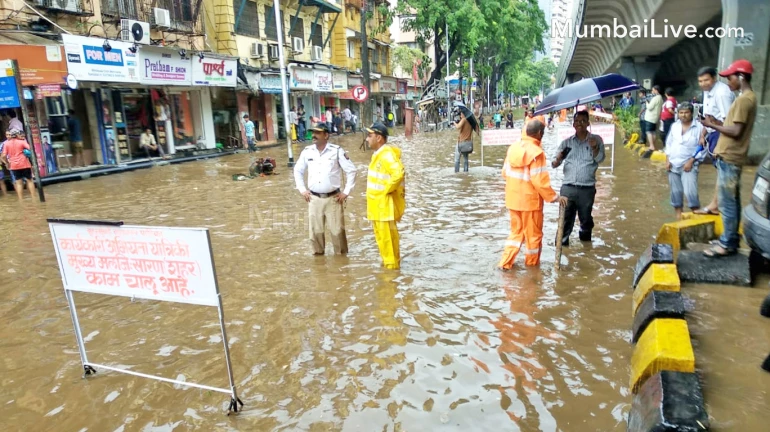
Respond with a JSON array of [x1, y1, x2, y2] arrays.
[[347, 40, 355, 58], [311, 23, 323, 48], [233, 1, 260, 37], [289, 15, 304, 39], [158, 0, 193, 23], [264, 5, 285, 41], [101, 0, 138, 19]]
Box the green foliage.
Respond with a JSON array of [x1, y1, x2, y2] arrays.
[[614, 106, 641, 138], [507, 58, 556, 96], [392, 45, 431, 80]]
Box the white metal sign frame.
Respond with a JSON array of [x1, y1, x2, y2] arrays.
[[48, 218, 243, 414], [480, 128, 522, 167]]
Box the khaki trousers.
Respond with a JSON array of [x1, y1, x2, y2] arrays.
[[308, 194, 348, 255]]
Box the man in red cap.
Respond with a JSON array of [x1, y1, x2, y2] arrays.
[[702, 59, 757, 258]]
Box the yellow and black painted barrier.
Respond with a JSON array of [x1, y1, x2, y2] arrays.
[[623, 132, 667, 162], [627, 241, 710, 431]]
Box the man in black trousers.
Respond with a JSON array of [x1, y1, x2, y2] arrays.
[[551, 110, 606, 246]]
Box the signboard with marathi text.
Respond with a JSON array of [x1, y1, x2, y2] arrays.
[[481, 128, 522, 147], [49, 222, 219, 307], [313, 69, 333, 92], [557, 123, 615, 145], [191, 57, 236, 87]]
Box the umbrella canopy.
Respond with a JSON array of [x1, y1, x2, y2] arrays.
[[453, 102, 480, 133], [534, 73, 640, 115]]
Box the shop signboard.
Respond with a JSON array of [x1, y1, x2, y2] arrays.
[[397, 80, 407, 94], [258, 74, 286, 94], [139, 47, 192, 85], [313, 69, 333, 92], [0, 60, 20, 109], [192, 57, 237, 87], [62, 34, 139, 83], [332, 71, 347, 92], [0, 45, 67, 85], [348, 76, 363, 87], [289, 65, 313, 90], [380, 78, 397, 94], [36, 84, 62, 99]]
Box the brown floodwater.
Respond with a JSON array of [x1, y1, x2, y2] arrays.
[[1, 125, 769, 431]]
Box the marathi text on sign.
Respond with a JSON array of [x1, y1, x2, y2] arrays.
[[50, 223, 219, 307], [481, 129, 523, 147]]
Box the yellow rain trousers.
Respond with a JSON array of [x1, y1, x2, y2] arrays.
[[367, 145, 406, 269]]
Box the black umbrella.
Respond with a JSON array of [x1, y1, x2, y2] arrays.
[[534, 73, 640, 115], [453, 102, 480, 133]]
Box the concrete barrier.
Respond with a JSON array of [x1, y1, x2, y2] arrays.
[[630, 318, 695, 393], [633, 263, 681, 314], [633, 244, 674, 288], [627, 371, 710, 432], [680, 211, 743, 237], [656, 219, 715, 251], [677, 250, 752, 286], [649, 151, 666, 162], [632, 291, 686, 344]]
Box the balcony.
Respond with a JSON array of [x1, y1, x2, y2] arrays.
[[32, 0, 93, 16], [152, 0, 203, 35], [101, 0, 140, 20]]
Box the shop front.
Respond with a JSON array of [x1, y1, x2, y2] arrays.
[[378, 77, 398, 125], [314, 68, 337, 121], [288, 64, 314, 132], [254, 72, 284, 142], [0, 41, 69, 176], [192, 54, 238, 149]]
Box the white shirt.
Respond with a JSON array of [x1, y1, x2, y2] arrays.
[[288, 111, 298, 125], [325, 110, 333, 123], [702, 81, 734, 132], [294, 143, 357, 195], [665, 120, 705, 167]]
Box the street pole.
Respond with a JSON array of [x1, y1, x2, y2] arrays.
[[273, 0, 294, 167], [445, 22, 450, 120], [11, 59, 44, 201], [360, 0, 371, 127], [469, 57, 473, 109]]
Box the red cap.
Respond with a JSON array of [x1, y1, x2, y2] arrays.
[[719, 59, 754, 77]]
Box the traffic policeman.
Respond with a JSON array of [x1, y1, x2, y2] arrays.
[[293, 123, 358, 255]]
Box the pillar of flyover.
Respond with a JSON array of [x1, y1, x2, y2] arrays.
[[618, 57, 662, 91], [719, 0, 770, 162]]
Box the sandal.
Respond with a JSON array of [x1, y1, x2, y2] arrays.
[[693, 207, 719, 215], [703, 245, 736, 258]]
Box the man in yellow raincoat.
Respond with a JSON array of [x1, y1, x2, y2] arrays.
[[366, 123, 406, 269]]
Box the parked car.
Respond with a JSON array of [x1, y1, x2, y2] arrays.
[[744, 151, 770, 261]]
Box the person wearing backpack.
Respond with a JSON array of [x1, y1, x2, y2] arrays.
[[454, 111, 473, 173]]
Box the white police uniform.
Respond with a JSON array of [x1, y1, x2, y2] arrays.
[[293, 142, 358, 255]]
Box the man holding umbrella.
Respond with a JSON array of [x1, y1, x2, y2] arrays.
[[552, 110, 605, 246], [453, 105, 479, 173]]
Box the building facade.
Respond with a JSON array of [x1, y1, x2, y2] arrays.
[[0, 0, 236, 177], [549, 0, 574, 66]]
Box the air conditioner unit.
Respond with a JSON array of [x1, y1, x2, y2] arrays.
[[311, 46, 323, 62], [120, 19, 151, 45], [292, 37, 304, 54], [48, 0, 81, 13], [153, 8, 171, 28], [268, 44, 279, 60], [250, 43, 263, 58]]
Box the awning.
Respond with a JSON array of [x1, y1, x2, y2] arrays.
[[373, 39, 390, 47], [345, 29, 361, 40]]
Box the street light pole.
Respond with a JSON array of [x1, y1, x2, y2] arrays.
[[273, 0, 294, 167], [360, 0, 371, 126], [445, 22, 450, 120]]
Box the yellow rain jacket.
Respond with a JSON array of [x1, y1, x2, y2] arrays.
[[367, 145, 406, 221]]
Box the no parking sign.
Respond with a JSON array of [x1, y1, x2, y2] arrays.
[[352, 85, 369, 103]]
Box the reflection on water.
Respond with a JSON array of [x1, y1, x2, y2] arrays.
[[0, 125, 768, 431]]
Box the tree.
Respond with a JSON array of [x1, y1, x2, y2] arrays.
[[396, 0, 547, 96], [391, 45, 432, 83], [507, 58, 557, 97]]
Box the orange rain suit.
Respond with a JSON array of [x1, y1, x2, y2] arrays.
[[498, 135, 558, 268], [521, 115, 546, 137]]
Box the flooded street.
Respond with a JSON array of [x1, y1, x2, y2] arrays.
[[1, 126, 769, 431]]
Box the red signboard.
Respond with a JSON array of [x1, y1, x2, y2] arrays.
[[0, 45, 67, 85], [36, 84, 62, 98]]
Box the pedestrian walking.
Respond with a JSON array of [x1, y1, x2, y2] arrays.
[[297, 105, 306, 142], [0, 129, 36, 200], [454, 111, 473, 173], [289, 106, 298, 142], [498, 120, 566, 270], [242, 114, 257, 152], [692, 66, 735, 216], [494, 111, 502, 129], [293, 123, 358, 255], [365, 123, 405, 269], [665, 102, 705, 220], [551, 110, 605, 246], [644, 85, 663, 151], [702, 59, 757, 258], [660, 88, 677, 143], [66, 109, 85, 167]]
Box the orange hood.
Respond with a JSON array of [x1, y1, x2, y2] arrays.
[[506, 136, 544, 169]]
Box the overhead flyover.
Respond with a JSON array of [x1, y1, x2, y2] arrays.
[[555, 0, 770, 162]]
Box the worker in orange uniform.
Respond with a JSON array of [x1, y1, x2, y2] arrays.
[[366, 123, 406, 269], [499, 120, 567, 269]]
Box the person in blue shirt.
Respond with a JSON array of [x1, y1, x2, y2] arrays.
[[243, 114, 256, 152], [618, 92, 634, 110], [66, 109, 85, 167]]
